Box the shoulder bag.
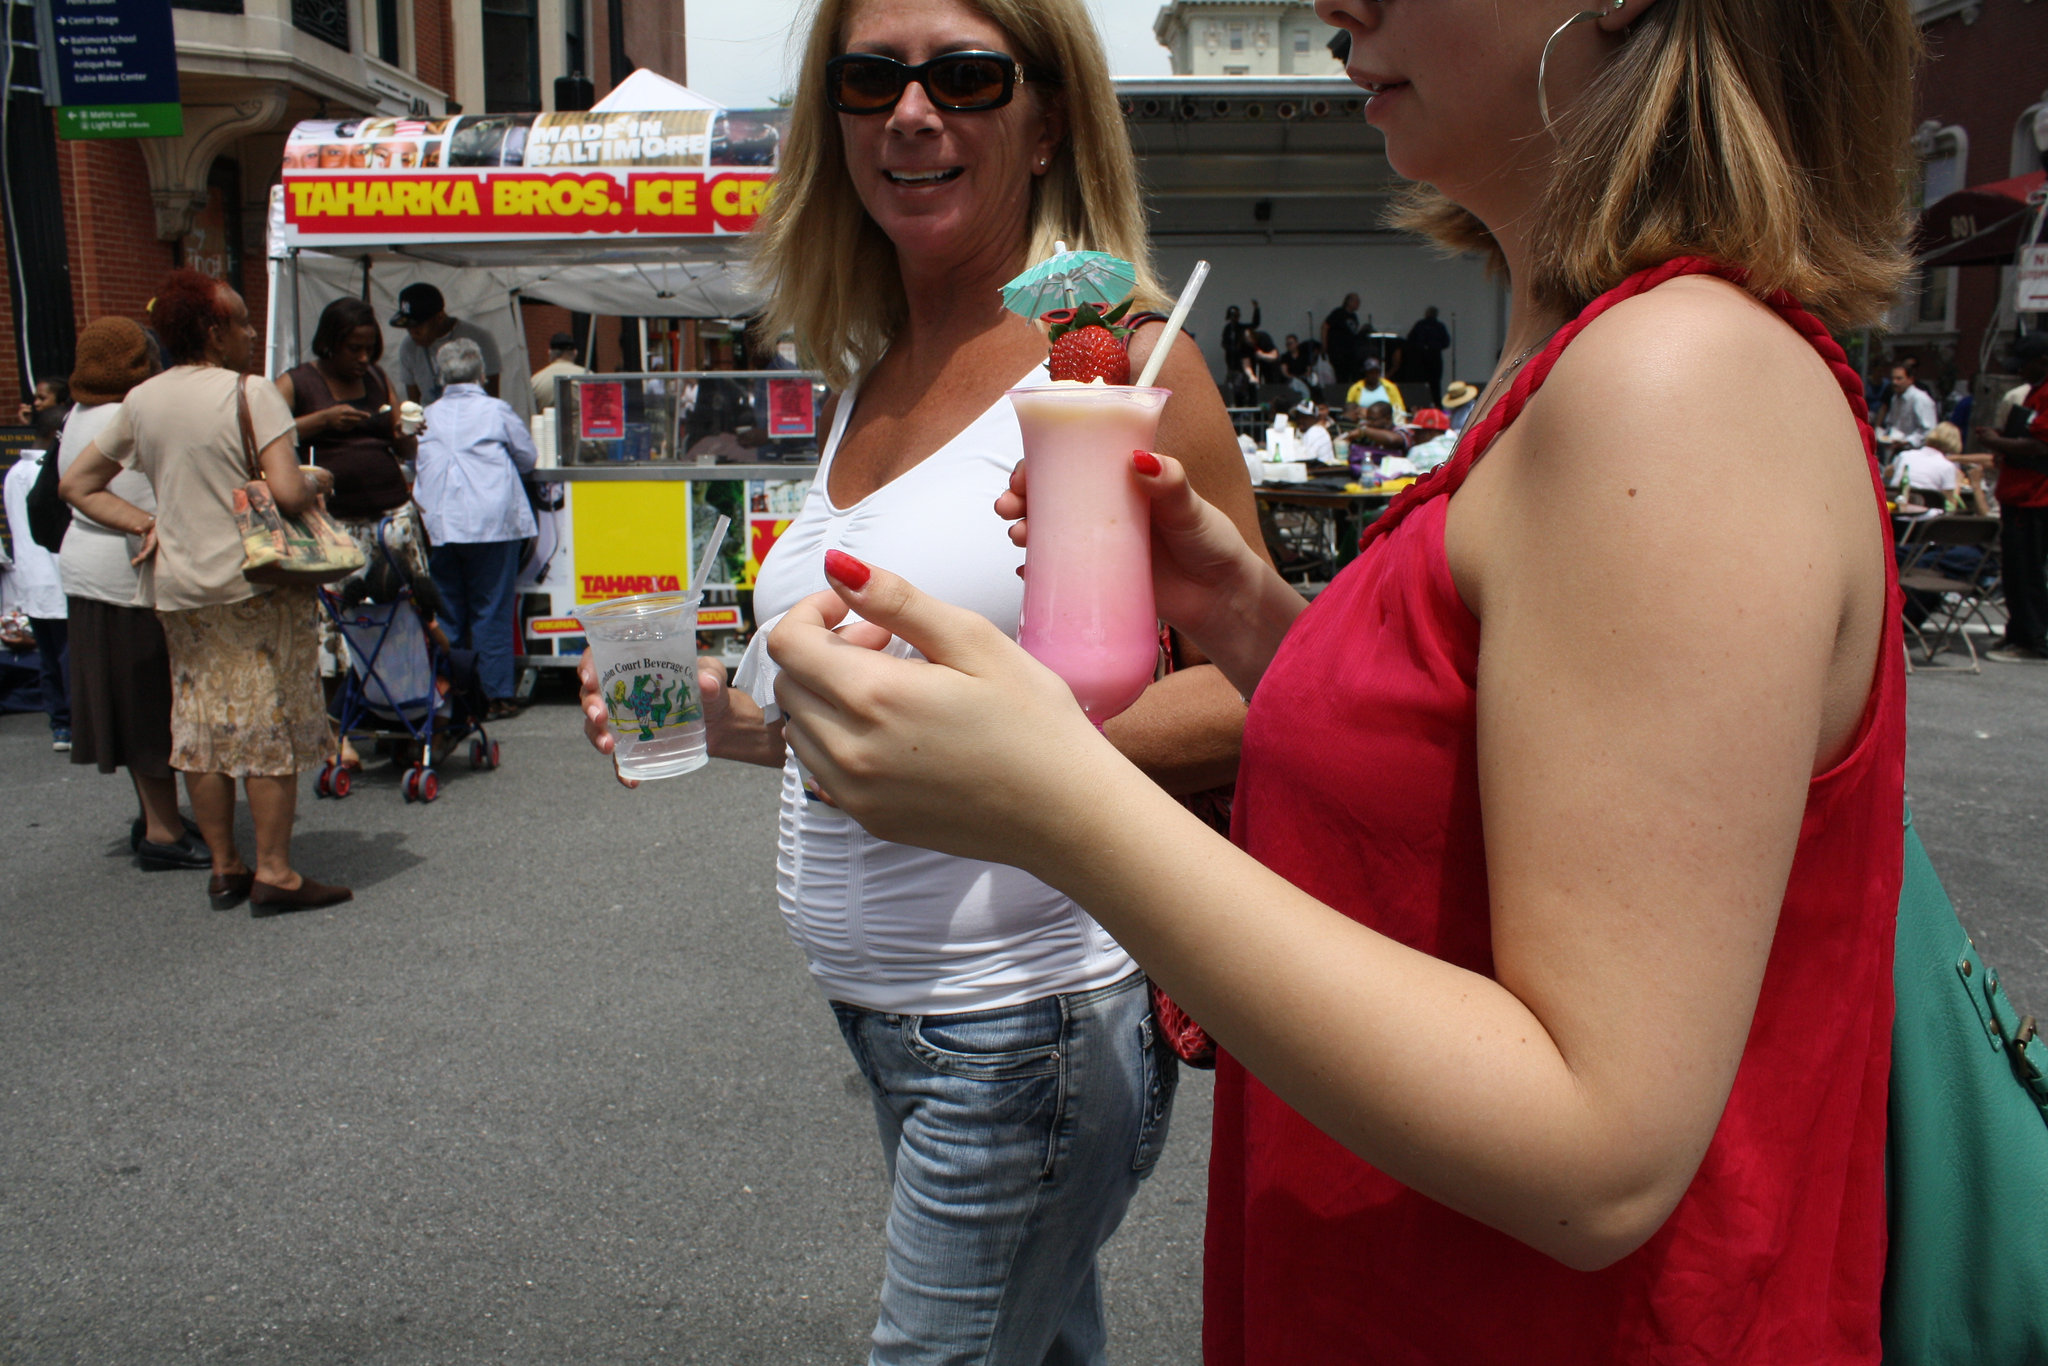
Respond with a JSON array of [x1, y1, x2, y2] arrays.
[[1883, 802, 2048, 1363], [231, 375, 364, 586], [25, 411, 72, 553]]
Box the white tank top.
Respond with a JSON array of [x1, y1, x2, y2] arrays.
[[734, 363, 1136, 1014]]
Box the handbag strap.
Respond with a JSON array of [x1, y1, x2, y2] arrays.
[[237, 374, 261, 482]]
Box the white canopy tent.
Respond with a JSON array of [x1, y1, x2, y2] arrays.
[[264, 78, 778, 401]]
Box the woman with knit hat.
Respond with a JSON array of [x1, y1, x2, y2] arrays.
[[55, 316, 211, 871]]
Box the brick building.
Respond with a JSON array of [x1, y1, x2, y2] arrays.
[[1890, 0, 2048, 389], [1, 0, 687, 407]]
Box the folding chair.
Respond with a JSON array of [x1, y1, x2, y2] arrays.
[[1257, 498, 1338, 590], [1897, 513, 2003, 673]]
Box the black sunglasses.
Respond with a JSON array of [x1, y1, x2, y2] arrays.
[[825, 51, 1052, 115]]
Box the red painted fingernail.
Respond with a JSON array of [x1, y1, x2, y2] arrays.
[[823, 549, 871, 589], [1132, 450, 1162, 476]]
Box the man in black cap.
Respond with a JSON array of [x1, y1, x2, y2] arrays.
[[528, 331, 588, 413], [390, 282, 501, 404]]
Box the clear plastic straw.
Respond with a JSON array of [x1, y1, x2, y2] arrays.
[[1135, 260, 1211, 389], [690, 514, 730, 593]]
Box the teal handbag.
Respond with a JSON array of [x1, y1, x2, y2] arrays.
[[1883, 805, 2048, 1362]]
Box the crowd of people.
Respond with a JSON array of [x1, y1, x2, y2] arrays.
[[1870, 333, 2048, 665], [1, 270, 550, 910], [1217, 294, 1456, 413]]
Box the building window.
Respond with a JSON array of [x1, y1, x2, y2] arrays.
[[291, 0, 349, 49], [483, 0, 542, 111], [373, 0, 400, 63], [179, 158, 245, 293], [1294, 29, 1310, 51], [1914, 266, 1951, 327], [1228, 22, 1243, 50], [563, 0, 587, 80]]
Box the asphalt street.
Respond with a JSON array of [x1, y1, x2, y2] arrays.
[[3, 661, 2044, 1364]]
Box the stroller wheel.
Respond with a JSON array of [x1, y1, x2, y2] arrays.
[[418, 769, 440, 803], [402, 766, 420, 803], [315, 762, 333, 798], [470, 738, 485, 770], [331, 766, 353, 799], [488, 740, 502, 771]]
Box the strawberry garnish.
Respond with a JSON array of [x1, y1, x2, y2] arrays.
[[1045, 300, 1132, 384]]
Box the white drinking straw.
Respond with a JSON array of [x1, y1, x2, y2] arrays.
[[1135, 259, 1211, 389], [690, 513, 730, 593]]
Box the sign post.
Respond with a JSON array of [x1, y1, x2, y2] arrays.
[[36, 0, 182, 139], [2019, 245, 2048, 315]]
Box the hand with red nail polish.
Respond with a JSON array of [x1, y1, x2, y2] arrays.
[[824, 548, 872, 589], [765, 557, 1116, 865]]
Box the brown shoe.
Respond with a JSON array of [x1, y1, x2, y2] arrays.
[[249, 876, 354, 916], [209, 871, 256, 910]]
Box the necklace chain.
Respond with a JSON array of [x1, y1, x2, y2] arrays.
[[1466, 326, 1560, 434]]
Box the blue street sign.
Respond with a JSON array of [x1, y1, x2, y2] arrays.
[[35, 0, 183, 139]]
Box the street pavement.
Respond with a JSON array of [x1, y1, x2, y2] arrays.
[[3, 661, 2043, 1364]]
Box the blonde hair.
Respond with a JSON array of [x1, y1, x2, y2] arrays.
[[1395, 0, 1919, 331], [1925, 422, 1963, 456], [752, 0, 1162, 389]]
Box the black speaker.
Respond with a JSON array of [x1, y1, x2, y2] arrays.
[[555, 73, 595, 112]]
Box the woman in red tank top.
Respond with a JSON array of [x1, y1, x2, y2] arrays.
[[767, 1, 1921, 1360]]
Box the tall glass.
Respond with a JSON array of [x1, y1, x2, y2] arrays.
[[1007, 384, 1170, 724], [574, 590, 709, 779]]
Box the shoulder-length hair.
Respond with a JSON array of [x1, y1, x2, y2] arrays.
[[753, 0, 1162, 389], [1396, 0, 1918, 331], [311, 297, 384, 363]]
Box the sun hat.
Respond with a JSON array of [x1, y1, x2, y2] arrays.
[[69, 316, 157, 403], [1442, 380, 1480, 407]]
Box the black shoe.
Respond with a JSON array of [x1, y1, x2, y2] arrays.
[[137, 835, 213, 871], [132, 814, 206, 853]]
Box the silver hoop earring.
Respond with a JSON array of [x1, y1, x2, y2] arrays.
[[1537, 0, 1626, 133]]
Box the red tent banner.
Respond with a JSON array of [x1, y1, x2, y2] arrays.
[[1915, 171, 2046, 269]]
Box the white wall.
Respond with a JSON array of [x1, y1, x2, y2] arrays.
[[1152, 240, 1507, 388]]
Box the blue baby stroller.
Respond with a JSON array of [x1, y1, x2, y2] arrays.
[[316, 517, 499, 804]]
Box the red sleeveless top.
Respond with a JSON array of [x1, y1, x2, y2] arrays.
[[1206, 260, 1904, 1364]]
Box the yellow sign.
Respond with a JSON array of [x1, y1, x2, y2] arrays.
[[569, 481, 694, 603]]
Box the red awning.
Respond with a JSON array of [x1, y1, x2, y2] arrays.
[[1916, 171, 2046, 268]]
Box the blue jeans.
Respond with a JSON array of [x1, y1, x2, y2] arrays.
[[427, 540, 521, 699], [29, 616, 68, 732], [832, 971, 1177, 1366]]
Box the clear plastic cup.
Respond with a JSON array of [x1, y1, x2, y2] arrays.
[[574, 590, 709, 780]]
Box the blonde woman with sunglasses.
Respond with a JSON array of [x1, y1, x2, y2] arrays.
[[579, 0, 1263, 1359]]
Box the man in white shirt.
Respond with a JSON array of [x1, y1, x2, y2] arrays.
[[528, 332, 588, 412], [1874, 363, 1936, 456], [391, 283, 501, 404], [2, 448, 70, 747], [414, 338, 536, 716], [1292, 401, 1336, 466]]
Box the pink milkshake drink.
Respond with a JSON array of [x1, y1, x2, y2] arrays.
[[1007, 383, 1170, 724]]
